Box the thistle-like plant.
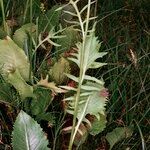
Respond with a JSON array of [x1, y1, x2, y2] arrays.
[[58, 0, 108, 149]]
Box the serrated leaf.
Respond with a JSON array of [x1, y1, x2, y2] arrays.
[[81, 92, 107, 117], [106, 127, 133, 150], [66, 91, 107, 121], [12, 110, 50, 150], [89, 114, 107, 136], [81, 81, 104, 92], [69, 33, 107, 72]]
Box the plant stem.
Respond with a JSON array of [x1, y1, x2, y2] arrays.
[[23, 0, 29, 24], [29, 0, 33, 83], [68, 0, 91, 149], [0, 0, 9, 35]]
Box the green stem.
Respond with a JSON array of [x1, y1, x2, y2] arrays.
[[68, 0, 91, 149], [29, 0, 33, 83], [0, 0, 9, 35], [23, 0, 29, 24]]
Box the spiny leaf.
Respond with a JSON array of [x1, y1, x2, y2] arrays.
[[37, 75, 67, 94], [69, 32, 107, 72], [12, 110, 50, 150], [66, 89, 108, 120]]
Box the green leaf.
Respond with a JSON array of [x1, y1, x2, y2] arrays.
[[78, 92, 107, 119], [49, 57, 70, 84], [13, 23, 36, 49], [38, 5, 61, 32], [0, 36, 30, 81], [68, 32, 107, 73], [0, 36, 33, 99], [0, 75, 13, 103], [66, 91, 107, 120], [36, 112, 55, 125], [89, 114, 107, 136], [84, 75, 104, 85], [106, 127, 133, 150], [65, 73, 78, 82], [12, 110, 50, 150], [56, 26, 80, 53], [7, 68, 33, 99], [0, 26, 7, 39], [30, 87, 53, 116]]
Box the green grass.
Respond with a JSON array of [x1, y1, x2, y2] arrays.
[[95, 0, 150, 149]]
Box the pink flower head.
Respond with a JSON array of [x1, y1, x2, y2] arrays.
[[99, 88, 109, 98]]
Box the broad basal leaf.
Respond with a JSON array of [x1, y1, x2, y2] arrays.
[[0, 36, 33, 98], [7, 68, 33, 99], [106, 127, 133, 150], [13, 23, 36, 49], [12, 110, 50, 150], [0, 36, 30, 81]]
